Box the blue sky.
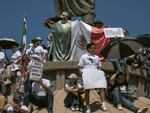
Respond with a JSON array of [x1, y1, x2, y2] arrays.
[[0, 0, 150, 47]]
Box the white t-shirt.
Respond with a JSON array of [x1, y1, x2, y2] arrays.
[[28, 45, 44, 61], [78, 52, 101, 69], [25, 47, 32, 55], [27, 60, 32, 71], [32, 79, 51, 96], [0, 52, 5, 71], [10, 51, 21, 61], [10, 50, 21, 71], [0, 52, 5, 61]]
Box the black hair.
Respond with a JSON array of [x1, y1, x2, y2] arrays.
[[94, 20, 104, 26], [13, 94, 22, 102], [86, 43, 95, 50]]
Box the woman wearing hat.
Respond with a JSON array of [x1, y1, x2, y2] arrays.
[[64, 73, 84, 111], [28, 37, 44, 62]]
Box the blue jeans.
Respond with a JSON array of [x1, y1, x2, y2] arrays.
[[111, 87, 139, 113], [23, 88, 53, 112]]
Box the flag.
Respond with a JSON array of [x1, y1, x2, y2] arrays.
[[50, 20, 109, 61], [20, 16, 27, 53]]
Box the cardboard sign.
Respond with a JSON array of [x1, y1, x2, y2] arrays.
[[82, 69, 107, 89], [103, 28, 125, 38], [29, 60, 43, 81]]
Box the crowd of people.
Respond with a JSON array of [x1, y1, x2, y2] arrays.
[[0, 36, 53, 113], [0, 11, 150, 113]]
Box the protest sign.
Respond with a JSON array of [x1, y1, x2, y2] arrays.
[[29, 60, 43, 81], [82, 69, 107, 89], [103, 28, 125, 38]]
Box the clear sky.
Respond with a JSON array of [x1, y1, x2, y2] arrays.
[[0, 0, 150, 46]]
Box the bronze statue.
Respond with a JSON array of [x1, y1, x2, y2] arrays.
[[54, 0, 95, 25]]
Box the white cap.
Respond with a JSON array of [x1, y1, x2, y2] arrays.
[[68, 73, 78, 79], [35, 37, 43, 41]]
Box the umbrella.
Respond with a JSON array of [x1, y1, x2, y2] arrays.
[[136, 34, 150, 47], [0, 38, 19, 49], [100, 38, 142, 59]]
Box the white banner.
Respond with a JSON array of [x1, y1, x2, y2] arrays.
[[82, 69, 107, 89], [103, 28, 125, 38], [29, 60, 43, 81]]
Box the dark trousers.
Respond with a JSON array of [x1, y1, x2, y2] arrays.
[[23, 88, 54, 111], [64, 92, 80, 108]]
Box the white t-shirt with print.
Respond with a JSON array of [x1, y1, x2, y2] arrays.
[[78, 52, 101, 69]]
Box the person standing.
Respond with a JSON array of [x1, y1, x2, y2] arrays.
[[9, 44, 21, 94], [10, 44, 21, 71], [28, 37, 44, 62], [78, 43, 107, 113]]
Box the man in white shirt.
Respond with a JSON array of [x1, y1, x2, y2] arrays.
[[78, 43, 107, 113], [23, 78, 54, 113]]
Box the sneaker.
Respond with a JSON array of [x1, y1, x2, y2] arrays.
[[101, 103, 107, 111], [76, 107, 79, 111], [86, 105, 91, 113], [137, 107, 148, 113], [117, 104, 123, 110], [76, 105, 80, 111], [71, 106, 75, 111]]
